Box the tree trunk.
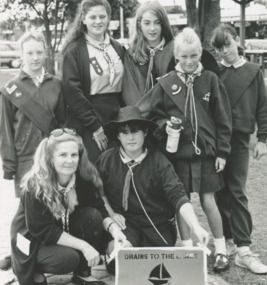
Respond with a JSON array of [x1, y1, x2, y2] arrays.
[[201, 0, 221, 57], [186, 0, 200, 34]]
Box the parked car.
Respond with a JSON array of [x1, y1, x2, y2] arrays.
[[0, 40, 21, 68]]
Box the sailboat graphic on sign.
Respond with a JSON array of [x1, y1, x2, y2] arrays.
[[148, 263, 172, 285]]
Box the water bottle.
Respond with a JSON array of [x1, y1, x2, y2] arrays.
[[166, 117, 182, 153]]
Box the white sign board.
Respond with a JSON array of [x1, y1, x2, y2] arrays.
[[116, 247, 207, 285]]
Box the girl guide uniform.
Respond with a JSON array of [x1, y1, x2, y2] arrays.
[[216, 59, 267, 248], [148, 63, 232, 195], [0, 70, 65, 197], [62, 34, 124, 163]]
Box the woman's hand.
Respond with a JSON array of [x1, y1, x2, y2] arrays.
[[111, 213, 126, 230], [82, 244, 101, 267], [93, 127, 108, 151]]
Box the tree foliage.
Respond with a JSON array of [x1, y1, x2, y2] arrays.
[[1, 0, 138, 72]]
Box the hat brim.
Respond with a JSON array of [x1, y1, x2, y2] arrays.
[[104, 119, 158, 138]]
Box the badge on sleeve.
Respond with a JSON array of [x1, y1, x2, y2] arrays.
[[5, 84, 17, 95]]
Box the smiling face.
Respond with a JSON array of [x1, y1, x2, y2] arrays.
[[52, 141, 79, 185], [140, 11, 162, 47], [214, 35, 240, 65], [118, 124, 146, 159], [82, 5, 109, 42], [176, 42, 202, 73], [21, 39, 46, 76]]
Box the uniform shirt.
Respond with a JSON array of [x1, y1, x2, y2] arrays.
[[85, 34, 123, 95]]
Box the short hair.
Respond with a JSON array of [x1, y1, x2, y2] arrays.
[[174, 27, 202, 59], [62, 0, 111, 53], [19, 31, 46, 51], [129, 1, 173, 63]]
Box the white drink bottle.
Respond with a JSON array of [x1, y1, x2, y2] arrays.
[[166, 117, 182, 153]]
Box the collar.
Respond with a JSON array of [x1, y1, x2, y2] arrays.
[[119, 147, 148, 165], [175, 62, 203, 83], [85, 33, 110, 47], [147, 38, 165, 51], [19, 68, 51, 81], [57, 174, 76, 194], [221, 57, 246, 68]]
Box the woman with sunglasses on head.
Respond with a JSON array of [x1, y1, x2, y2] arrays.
[[62, 0, 124, 163], [10, 128, 126, 285]]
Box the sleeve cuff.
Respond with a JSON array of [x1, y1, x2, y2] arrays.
[[175, 196, 191, 212]]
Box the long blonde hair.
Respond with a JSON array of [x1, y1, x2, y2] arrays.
[[129, 1, 173, 64], [21, 131, 103, 219]]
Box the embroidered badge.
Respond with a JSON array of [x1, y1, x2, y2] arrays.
[[172, 84, 182, 95], [89, 57, 103, 75], [5, 84, 17, 95], [203, 92, 210, 102], [15, 92, 22, 98]]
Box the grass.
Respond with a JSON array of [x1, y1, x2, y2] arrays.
[[190, 134, 267, 285]]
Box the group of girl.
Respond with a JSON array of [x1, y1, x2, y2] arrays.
[[1, 0, 267, 284]]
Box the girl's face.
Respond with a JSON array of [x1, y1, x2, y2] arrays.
[[140, 11, 162, 47], [176, 42, 202, 73], [82, 5, 109, 41], [21, 39, 45, 75], [215, 35, 240, 65], [52, 141, 79, 185], [118, 127, 146, 158]]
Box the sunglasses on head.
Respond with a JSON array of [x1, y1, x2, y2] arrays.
[[50, 128, 77, 137]]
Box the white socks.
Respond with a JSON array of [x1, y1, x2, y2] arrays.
[[214, 236, 227, 255], [237, 246, 251, 256]]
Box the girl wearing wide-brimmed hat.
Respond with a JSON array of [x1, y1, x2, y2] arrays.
[[96, 106, 209, 273]]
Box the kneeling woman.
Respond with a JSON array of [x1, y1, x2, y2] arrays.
[[11, 129, 126, 285]]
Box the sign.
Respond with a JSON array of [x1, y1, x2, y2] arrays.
[[116, 247, 207, 285]]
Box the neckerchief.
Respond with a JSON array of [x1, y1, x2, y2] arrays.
[[175, 62, 203, 155], [85, 33, 116, 86], [119, 147, 148, 211], [144, 38, 165, 93], [23, 67, 46, 86], [57, 174, 78, 232]]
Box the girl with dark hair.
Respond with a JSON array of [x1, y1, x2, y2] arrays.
[[211, 23, 267, 274], [10, 129, 126, 285], [96, 106, 209, 274], [62, 0, 124, 163]]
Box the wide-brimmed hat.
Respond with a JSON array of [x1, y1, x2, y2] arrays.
[[104, 106, 157, 138]]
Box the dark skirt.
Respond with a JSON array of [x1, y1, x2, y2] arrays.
[[172, 157, 224, 194], [82, 92, 121, 163]]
